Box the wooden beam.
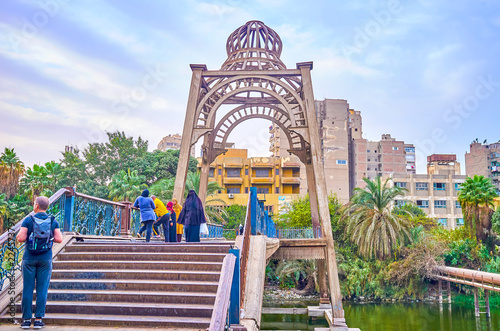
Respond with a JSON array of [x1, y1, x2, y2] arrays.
[[202, 69, 301, 77]]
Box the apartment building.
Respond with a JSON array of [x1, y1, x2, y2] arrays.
[[201, 148, 301, 214], [465, 141, 500, 193], [353, 134, 416, 188], [157, 134, 195, 157], [392, 154, 466, 229], [269, 98, 416, 202]]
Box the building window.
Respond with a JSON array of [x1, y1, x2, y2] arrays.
[[255, 169, 269, 177], [256, 187, 269, 194], [434, 183, 446, 191], [416, 200, 429, 208], [395, 200, 406, 207], [227, 187, 240, 194], [226, 169, 240, 177], [336, 160, 347, 165], [392, 147, 399, 151], [455, 183, 461, 191], [455, 201, 461, 209], [245, 168, 249, 176], [456, 218, 464, 226], [405, 147, 415, 153], [209, 169, 214, 177], [245, 187, 249, 194], [435, 200, 447, 209], [438, 218, 448, 226], [275, 187, 279, 194], [218, 169, 222, 175], [416, 183, 428, 191], [276, 168, 279, 176], [395, 182, 407, 188]]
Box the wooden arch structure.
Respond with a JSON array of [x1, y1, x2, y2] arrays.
[[173, 20, 343, 318]]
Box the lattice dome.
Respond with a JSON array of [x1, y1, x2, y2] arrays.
[[221, 20, 286, 71]]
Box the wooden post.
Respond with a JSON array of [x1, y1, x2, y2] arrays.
[[173, 64, 206, 203], [298, 62, 343, 318], [198, 159, 211, 207], [120, 201, 132, 236], [485, 289, 490, 318], [438, 279, 443, 304], [474, 287, 479, 317], [447, 281, 451, 304]]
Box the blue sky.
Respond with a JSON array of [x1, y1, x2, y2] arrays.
[[1, 0, 499, 173]]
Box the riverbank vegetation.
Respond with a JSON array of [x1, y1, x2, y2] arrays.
[[270, 176, 500, 302]]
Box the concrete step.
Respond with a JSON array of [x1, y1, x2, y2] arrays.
[[52, 260, 223, 272], [5, 313, 211, 329], [56, 252, 227, 262], [64, 243, 233, 254], [51, 269, 221, 282], [18, 301, 213, 318], [43, 289, 216, 305], [48, 279, 219, 293]]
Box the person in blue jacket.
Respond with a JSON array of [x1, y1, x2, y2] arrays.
[[134, 189, 157, 243]]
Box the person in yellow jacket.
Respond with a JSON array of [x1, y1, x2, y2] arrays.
[[172, 198, 183, 242], [151, 195, 172, 242]]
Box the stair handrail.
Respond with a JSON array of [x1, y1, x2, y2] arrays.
[[239, 188, 253, 306], [0, 188, 70, 290], [209, 253, 236, 331]]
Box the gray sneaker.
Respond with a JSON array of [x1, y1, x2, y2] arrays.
[[33, 320, 45, 329]]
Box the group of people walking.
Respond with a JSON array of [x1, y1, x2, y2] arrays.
[[133, 189, 206, 243]]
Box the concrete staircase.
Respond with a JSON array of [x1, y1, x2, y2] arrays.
[[19, 240, 233, 329]]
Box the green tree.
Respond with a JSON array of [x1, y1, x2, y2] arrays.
[[458, 175, 498, 242], [342, 177, 412, 260], [492, 207, 500, 234], [19, 164, 51, 202], [0, 148, 25, 199], [108, 169, 147, 202], [149, 177, 175, 202], [222, 204, 247, 229]]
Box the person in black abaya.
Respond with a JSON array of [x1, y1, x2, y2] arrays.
[[176, 190, 206, 242]]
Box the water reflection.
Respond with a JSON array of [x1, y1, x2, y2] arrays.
[[261, 302, 499, 331]]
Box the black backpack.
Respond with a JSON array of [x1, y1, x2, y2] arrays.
[[26, 215, 55, 254]]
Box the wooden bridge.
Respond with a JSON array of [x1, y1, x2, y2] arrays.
[[0, 186, 349, 330]]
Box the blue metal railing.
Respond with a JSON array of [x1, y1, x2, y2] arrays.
[[276, 227, 321, 239], [202, 223, 224, 239], [250, 187, 278, 238]]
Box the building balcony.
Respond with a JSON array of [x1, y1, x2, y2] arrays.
[[251, 177, 274, 184], [281, 177, 300, 185], [224, 177, 243, 185]]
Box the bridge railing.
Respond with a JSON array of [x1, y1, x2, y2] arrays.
[[276, 227, 322, 239], [1, 186, 226, 289], [0, 188, 70, 289]]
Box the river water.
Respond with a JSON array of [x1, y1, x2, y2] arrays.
[[261, 302, 500, 331]]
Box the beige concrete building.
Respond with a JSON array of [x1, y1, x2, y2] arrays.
[[157, 134, 195, 157], [353, 134, 416, 189], [269, 98, 417, 203], [392, 154, 466, 229], [465, 141, 500, 193]]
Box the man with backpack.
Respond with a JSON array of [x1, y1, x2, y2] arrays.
[[16, 196, 63, 329]]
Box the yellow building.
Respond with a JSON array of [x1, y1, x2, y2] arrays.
[[199, 148, 301, 214]]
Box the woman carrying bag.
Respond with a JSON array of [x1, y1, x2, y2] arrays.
[[176, 190, 206, 242]]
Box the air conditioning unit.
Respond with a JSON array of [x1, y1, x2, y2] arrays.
[[228, 194, 234, 199]]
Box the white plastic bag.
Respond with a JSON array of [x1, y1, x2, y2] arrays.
[[200, 223, 209, 235]]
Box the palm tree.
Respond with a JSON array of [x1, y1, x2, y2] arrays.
[[19, 164, 50, 202], [458, 175, 498, 242], [149, 177, 175, 202], [44, 161, 62, 192], [342, 177, 413, 260], [275, 259, 318, 294], [108, 169, 147, 202], [0, 148, 25, 199], [184, 171, 228, 223]]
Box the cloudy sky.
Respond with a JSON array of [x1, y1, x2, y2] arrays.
[[1, 0, 499, 173]]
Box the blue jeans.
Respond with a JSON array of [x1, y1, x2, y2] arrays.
[[139, 219, 155, 242], [22, 259, 52, 319]]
